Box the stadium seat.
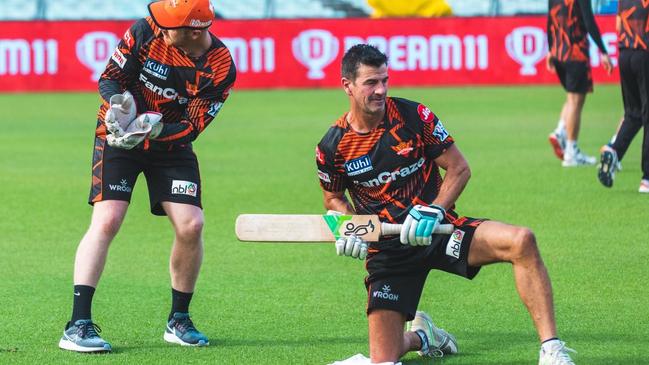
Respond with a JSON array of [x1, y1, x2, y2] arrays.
[[0, 0, 39, 20], [497, 0, 546, 16], [43, 0, 148, 20], [447, 0, 494, 16]]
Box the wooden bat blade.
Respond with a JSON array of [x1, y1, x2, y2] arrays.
[[235, 214, 455, 243], [235, 214, 384, 242]]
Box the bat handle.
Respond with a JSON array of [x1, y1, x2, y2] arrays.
[[381, 223, 455, 236]]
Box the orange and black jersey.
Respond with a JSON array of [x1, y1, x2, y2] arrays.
[[97, 17, 236, 150], [316, 97, 454, 224], [618, 0, 649, 50], [548, 0, 608, 62]]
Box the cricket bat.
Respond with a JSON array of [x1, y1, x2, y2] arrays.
[[235, 214, 454, 242]]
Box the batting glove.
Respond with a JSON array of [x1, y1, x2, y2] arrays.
[[400, 204, 446, 246], [335, 235, 368, 260], [105, 91, 136, 136]]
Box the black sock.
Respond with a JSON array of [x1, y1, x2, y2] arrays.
[[169, 288, 193, 320], [71, 285, 95, 323]]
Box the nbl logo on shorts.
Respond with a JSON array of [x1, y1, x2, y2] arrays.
[[445, 229, 465, 259], [171, 180, 198, 197]]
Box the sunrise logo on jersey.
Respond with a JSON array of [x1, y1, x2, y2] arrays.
[[391, 141, 414, 156], [417, 104, 435, 123], [345, 155, 373, 176], [143, 59, 170, 80]]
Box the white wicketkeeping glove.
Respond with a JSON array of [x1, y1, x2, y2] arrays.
[[105, 91, 136, 136], [106, 112, 162, 149], [335, 235, 368, 260], [400, 204, 446, 246]]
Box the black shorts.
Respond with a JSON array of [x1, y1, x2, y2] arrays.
[[364, 215, 485, 321], [552, 59, 593, 93], [88, 138, 202, 216]]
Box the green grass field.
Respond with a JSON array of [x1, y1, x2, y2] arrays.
[[1, 85, 647, 364]]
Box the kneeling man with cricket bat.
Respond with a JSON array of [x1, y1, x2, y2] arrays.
[[314, 44, 576, 365]]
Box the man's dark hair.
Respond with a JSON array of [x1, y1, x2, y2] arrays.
[[341, 44, 388, 81]]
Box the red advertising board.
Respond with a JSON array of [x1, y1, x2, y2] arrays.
[[0, 16, 618, 92]]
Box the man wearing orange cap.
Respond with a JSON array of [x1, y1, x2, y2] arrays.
[[58, 0, 235, 352]]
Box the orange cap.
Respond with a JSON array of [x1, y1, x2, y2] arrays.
[[148, 0, 215, 29]]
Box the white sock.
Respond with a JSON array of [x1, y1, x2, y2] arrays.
[[541, 338, 561, 352], [556, 119, 566, 133]]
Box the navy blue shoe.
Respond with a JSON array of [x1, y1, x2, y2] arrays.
[[58, 319, 112, 353], [164, 312, 209, 346]]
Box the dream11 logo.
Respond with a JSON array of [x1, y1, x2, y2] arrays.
[[76, 31, 119, 81], [292, 29, 339, 80], [505, 26, 547, 76]]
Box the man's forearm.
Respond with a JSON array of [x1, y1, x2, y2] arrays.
[[432, 163, 470, 211]]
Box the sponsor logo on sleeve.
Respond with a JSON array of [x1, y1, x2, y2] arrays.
[[123, 29, 134, 48], [171, 180, 198, 197], [445, 229, 465, 259], [207, 101, 223, 117], [317, 169, 331, 183], [315, 146, 325, 165], [111, 48, 126, 69], [417, 104, 435, 123], [344, 155, 373, 176], [433, 120, 449, 142]]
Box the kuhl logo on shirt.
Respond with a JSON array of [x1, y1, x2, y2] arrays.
[[143, 59, 170, 80], [345, 155, 373, 176]]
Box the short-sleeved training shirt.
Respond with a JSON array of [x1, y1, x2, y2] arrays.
[[618, 0, 649, 50], [97, 17, 236, 149], [316, 97, 454, 224]]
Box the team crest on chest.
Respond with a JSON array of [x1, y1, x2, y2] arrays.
[[391, 140, 414, 156]]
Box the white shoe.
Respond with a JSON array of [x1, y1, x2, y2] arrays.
[[407, 311, 458, 357], [562, 148, 596, 167], [639, 179, 649, 193], [539, 340, 576, 365]]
